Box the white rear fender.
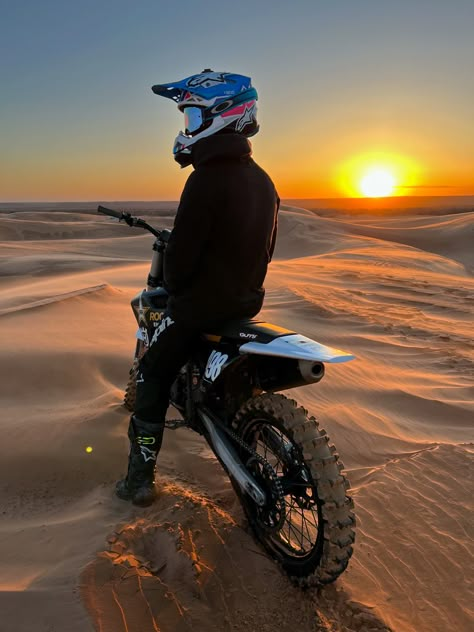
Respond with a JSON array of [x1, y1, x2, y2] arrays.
[[239, 334, 355, 363]]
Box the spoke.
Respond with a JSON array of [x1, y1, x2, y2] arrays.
[[285, 499, 314, 549], [257, 438, 275, 468], [245, 419, 321, 558], [265, 426, 291, 466], [301, 509, 305, 550], [302, 508, 315, 545], [283, 504, 299, 547], [279, 518, 292, 549], [300, 513, 319, 538], [262, 436, 268, 461], [253, 428, 261, 449], [288, 502, 319, 531], [286, 511, 312, 551], [281, 514, 298, 551], [287, 502, 319, 535], [293, 516, 314, 550]]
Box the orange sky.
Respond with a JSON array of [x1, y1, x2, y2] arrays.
[[3, 136, 472, 202]]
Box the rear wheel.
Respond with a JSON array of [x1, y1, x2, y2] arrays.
[[232, 393, 355, 585]]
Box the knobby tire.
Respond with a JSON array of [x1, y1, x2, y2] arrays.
[[233, 392, 355, 585]]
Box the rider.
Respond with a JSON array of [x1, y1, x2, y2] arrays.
[[116, 70, 279, 506]]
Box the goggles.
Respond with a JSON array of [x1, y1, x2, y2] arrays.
[[183, 106, 204, 135]]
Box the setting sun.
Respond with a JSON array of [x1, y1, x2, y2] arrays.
[[335, 152, 421, 198], [360, 168, 395, 197]]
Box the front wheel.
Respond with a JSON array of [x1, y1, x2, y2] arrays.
[[123, 339, 147, 412], [232, 393, 355, 585]]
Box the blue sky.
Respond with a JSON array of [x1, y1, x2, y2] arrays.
[[1, 0, 473, 200]]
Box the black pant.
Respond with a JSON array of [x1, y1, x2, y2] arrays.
[[134, 313, 199, 425]]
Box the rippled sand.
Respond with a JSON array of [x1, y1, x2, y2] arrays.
[[0, 202, 472, 631]]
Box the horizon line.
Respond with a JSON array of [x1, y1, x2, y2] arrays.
[[1, 193, 473, 205]]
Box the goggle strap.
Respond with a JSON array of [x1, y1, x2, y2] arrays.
[[180, 87, 257, 114], [202, 87, 257, 123]]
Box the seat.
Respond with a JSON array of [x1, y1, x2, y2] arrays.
[[203, 319, 295, 344]]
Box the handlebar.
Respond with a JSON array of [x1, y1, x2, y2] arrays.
[[97, 205, 164, 239], [97, 205, 124, 220]]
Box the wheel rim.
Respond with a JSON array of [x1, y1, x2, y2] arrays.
[[242, 419, 323, 560]]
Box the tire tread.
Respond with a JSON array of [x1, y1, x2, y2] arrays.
[[233, 392, 355, 586]]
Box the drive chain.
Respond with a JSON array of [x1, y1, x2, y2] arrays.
[[214, 420, 286, 530], [165, 415, 285, 529]]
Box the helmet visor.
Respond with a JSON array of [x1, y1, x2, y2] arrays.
[[183, 106, 204, 135]]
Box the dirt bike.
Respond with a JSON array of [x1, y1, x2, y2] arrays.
[[97, 205, 356, 586]]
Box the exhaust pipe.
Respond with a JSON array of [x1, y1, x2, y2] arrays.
[[255, 358, 326, 392], [298, 360, 325, 382]]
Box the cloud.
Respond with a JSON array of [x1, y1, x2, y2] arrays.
[[397, 185, 456, 189]]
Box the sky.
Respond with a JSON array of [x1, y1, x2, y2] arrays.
[[1, 0, 473, 201]]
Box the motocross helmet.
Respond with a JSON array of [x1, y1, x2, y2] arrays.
[[152, 69, 259, 167]]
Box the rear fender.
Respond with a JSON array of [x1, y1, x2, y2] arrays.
[[239, 334, 355, 363]]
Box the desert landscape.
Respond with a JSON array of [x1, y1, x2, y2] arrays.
[[0, 200, 472, 632]]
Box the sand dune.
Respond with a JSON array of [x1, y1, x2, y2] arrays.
[[0, 203, 472, 631]]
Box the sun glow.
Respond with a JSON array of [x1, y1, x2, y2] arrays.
[[359, 168, 395, 197], [336, 152, 420, 198]]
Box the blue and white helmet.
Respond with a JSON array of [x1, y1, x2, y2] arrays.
[[152, 69, 259, 166]]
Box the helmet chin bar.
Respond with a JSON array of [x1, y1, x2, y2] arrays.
[[171, 121, 217, 167], [174, 148, 192, 168]]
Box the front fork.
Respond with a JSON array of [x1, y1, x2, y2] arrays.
[[147, 240, 165, 290], [134, 337, 147, 362]]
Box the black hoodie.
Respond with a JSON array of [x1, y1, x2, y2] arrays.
[[164, 133, 279, 328]]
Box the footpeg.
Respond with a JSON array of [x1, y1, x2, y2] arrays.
[[165, 418, 189, 430]]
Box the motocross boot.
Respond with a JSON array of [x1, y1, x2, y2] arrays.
[[115, 416, 164, 507]]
